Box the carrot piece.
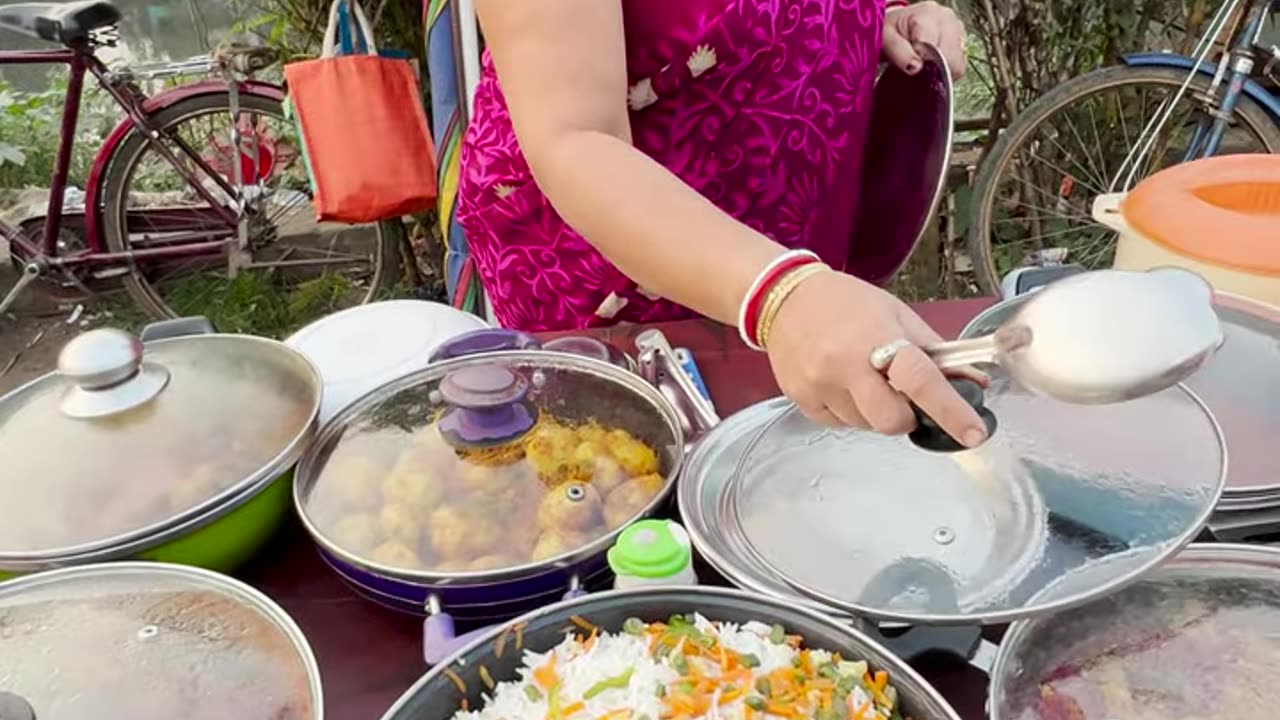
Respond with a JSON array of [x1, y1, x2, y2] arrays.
[[563, 701, 585, 716], [533, 655, 558, 690], [570, 615, 598, 633], [873, 671, 888, 691]]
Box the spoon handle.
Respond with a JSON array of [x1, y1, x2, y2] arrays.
[[922, 334, 1000, 368]]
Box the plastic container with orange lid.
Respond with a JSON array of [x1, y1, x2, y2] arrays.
[[1093, 154, 1280, 305]]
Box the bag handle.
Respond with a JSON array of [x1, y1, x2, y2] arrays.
[[321, 0, 377, 57]]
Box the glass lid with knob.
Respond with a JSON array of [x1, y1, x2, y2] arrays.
[[725, 372, 1227, 625], [0, 324, 319, 561], [296, 348, 685, 578], [0, 563, 321, 720]]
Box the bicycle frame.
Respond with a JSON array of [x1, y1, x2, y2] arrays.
[[1112, 0, 1278, 190], [0, 43, 244, 271]]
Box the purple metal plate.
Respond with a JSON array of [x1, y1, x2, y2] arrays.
[[848, 43, 954, 286], [317, 546, 612, 617]]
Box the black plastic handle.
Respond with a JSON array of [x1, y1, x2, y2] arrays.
[[908, 377, 997, 452], [139, 316, 216, 342], [0, 692, 35, 720]]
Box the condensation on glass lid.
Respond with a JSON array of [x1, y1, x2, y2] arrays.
[[0, 339, 315, 556], [0, 566, 317, 720], [727, 374, 1225, 623], [299, 358, 683, 575], [996, 549, 1280, 720]]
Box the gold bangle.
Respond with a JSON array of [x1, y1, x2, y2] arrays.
[[755, 264, 817, 344], [758, 264, 829, 349]]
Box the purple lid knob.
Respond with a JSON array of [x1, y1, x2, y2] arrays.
[[543, 336, 633, 371], [430, 328, 542, 362], [437, 365, 537, 448]]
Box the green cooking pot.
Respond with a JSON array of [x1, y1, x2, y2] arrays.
[[0, 318, 321, 576]]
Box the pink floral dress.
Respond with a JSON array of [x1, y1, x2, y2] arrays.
[[456, 0, 884, 331]]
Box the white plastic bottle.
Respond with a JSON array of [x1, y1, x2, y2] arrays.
[[608, 519, 699, 589]]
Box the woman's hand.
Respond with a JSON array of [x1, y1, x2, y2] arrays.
[[882, 1, 967, 79], [765, 270, 989, 447]]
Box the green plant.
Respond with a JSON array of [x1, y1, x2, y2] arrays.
[[230, 0, 424, 64], [0, 74, 119, 191]]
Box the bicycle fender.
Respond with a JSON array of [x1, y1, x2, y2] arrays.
[[83, 80, 285, 251], [1121, 52, 1280, 121]]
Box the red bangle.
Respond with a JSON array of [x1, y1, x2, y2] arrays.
[[885, 0, 909, 9], [741, 253, 821, 349]]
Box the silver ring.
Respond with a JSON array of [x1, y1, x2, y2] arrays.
[[869, 338, 913, 372]]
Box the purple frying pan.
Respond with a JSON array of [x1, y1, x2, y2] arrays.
[[848, 42, 954, 286]]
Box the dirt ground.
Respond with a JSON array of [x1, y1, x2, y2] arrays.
[[0, 260, 118, 395]]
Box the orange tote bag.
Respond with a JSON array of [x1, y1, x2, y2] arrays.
[[283, 0, 438, 223]]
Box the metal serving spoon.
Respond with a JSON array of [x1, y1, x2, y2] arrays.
[[923, 268, 1223, 404]]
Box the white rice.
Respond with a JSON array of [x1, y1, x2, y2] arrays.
[[451, 614, 886, 720]]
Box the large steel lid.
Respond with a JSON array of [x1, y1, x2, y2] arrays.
[[991, 543, 1280, 720], [0, 322, 320, 562], [725, 372, 1226, 625], [964, 292, 1280, 509], [0, 562, 321, 719], [295, 349, 684, 579]]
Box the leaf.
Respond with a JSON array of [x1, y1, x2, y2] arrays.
[[0, 143, 27, 167]]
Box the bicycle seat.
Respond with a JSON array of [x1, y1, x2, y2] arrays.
[[0, 1, 121, 45]]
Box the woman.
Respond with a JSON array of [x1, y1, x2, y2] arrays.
[[457, 0, 987, 447]]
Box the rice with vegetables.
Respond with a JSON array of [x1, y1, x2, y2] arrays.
[[452, 614, 908, 720]]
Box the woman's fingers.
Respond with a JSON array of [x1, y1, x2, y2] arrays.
[[884, 343, 988, 448], [822, 390, 872, 429], [848, 371, 916, 435], [881, 24, 923, 74]]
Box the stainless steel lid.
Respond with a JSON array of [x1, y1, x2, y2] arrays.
[[0, 325, 320, 561], [0, 562, 322, 719], [722, 373, 1225, 625], [991, 543, 1280, 720], [295, 350, 684, 579]]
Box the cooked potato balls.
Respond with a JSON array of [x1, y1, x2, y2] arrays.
[[531, 529, 590, 561], [369, 540, 422, 569], [427, 505, 503, 561], [331, 513, 381, 552], [382, 460, 445, 509], [605, 429, 659, 476], [378, 503, 421, 546], [317, 416, 663, 570], [324, 455, 385, 511], [468, 554, 522, 571], [603, 474, 665, 530], [536, 481, 603, 532]]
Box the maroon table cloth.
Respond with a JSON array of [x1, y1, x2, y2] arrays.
[[240, 298, 997, 720]]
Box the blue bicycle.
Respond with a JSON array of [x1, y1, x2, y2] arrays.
[[967, 0, 1280, 295]]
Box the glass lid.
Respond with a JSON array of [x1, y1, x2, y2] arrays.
[[0, 327, 319, 560], [992, 544, 1280, 720], [297, 350, 683, 577], [0, 563, 320, 720], [728, 373, 1226, 624]]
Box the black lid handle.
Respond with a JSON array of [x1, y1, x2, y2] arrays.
[[0, 692, 35, 720], [908, 377, 997, 452]]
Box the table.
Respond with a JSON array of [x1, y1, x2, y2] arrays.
[[241, 298, 997, 720]]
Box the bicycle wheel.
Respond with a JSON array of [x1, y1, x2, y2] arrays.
[[100, 90, 405, 336], [968, 65, 1280, 295]]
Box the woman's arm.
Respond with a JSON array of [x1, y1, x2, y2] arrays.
[[474, 0, 782, 325]]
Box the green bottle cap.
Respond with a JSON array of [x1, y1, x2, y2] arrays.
[[607, 519, 692, 579]]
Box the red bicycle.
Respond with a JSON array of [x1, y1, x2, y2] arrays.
[[0, 0, 404, 335]]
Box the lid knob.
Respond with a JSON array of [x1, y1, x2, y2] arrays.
[[0, 692, 35, 720], [909, 378, 997, 452], [56, 329, 171, 419], [607, 519, 693, 579], [543, 336, 634, 372], [429, 328, 542, 362], [436, 365, 538, 448]]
